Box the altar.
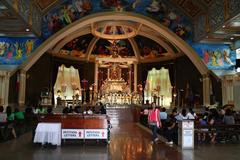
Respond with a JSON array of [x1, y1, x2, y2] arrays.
[[99, 63, 132, 105]]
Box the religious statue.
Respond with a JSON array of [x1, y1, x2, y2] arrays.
[[109, 63, 121, 80], [106, 40, 125, 58]]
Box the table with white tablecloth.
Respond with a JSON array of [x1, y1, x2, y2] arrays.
[[33, 123, 61, 146]]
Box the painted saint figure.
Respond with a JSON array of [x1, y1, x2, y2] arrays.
[[25, 40, 34, 56]]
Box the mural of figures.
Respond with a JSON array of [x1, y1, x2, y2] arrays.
[[42, 0, 92, 38], [42, 0, 193, 40], [0, 37, 42, 65], [91, 39, 134, 59], [134, 35, 167, 59], [60, 34, 94, 58], [192, 43, 236, 70], [100, 0, 129, 9]]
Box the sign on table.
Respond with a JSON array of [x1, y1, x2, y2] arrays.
[[84, 129, 108, 139], [62, 129, 84, 139]]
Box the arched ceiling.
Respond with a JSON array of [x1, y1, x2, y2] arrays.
[[50, 19, 182, 63], [20, 12, 208, 75]]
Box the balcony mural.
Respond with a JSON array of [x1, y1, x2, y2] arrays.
[[0, 37, 42, 65]]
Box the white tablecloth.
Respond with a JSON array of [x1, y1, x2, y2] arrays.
[[34, 123, 61, 146]]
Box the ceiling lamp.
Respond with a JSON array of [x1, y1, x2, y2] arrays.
[[92, 22, 137, 40]]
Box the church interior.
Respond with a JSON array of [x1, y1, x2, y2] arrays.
[[0, 0, 240, 160]]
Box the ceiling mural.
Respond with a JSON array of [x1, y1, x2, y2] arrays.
[[42, 0, 193, 40], [91, 39, 134, 59], [134, 35, 167, 59], [36, 0, 58, 11], [192, 43, 236, 70], [59, 34, 94, 58], [0, 37, 42, 65]]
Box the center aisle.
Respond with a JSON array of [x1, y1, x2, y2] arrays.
[[107, 107, 186, 160]]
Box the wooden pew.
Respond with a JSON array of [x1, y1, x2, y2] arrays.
[[195, 124, 240, 143]]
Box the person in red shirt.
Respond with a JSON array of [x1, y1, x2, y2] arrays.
[[148, 102, 162, 143]]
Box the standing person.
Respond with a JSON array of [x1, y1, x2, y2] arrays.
[[148, 102, 162, 143]]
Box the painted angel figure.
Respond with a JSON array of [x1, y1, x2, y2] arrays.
[[106, 41, 125, 58], [223, 50, 234, 65]]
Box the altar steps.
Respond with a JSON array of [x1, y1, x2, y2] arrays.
[[106, 108, 134, 126]]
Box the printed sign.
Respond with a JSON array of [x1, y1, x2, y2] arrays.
[[182, 121, 194, 129], [236, 48, 240, 59], [182, 130, 193, 147], [84, 129, 108, 139], [62, 129, 84, 139]]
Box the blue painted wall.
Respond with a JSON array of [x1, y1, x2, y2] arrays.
[[192, 43, 236, 70], [0, 37, 42, 65]]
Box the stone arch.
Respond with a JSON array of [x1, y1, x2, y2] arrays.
[[20, 12, 208, 75]]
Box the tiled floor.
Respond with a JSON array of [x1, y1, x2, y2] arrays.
[[0, 108, 239, 160], [0, 122, 185, 160]]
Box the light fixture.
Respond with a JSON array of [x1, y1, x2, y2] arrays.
[[26, 28, 30, 32], [237, 67, 240, 73], [75, 88, 80, 96], [89, 86, 93, 91], [173, 93, 177, 97], [230, 37, 234, 40], [222, 25, 226, 28], [57, 90, 61, 97]]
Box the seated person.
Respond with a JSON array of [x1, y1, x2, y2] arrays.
[[47, 107, 53, 115], [35, 106, 46, 114], [165, 115, 178, 145], [5, 106, 17, 138], [14, 108, 25, 120], [74, 106, 81, 113], [68, 106, 73, 113], [223, 108, 235, 125], [207, 114, 217, 143], [100, 104, 106, 114], [62, 107, 69, 114], [187, 108, 197, 120], [87, 107, 93, 115], [159, 107, 167, 120], [0, 106, 7, 125], [178, 108, 188, 120]]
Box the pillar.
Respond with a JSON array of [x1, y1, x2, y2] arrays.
[[94, 62, 98, 92], [0, 71, 10, 106], [221, 75, 234, 105], [18, 70, 27, 106], [129, 65, 132, 92], [134, 63, 137, 92], [202, 74, 210, 106], [4, 72, 10, 107]]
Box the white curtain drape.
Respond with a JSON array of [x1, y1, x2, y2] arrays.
[[54, 65, 81, 103], [144, 67, 172, 107]]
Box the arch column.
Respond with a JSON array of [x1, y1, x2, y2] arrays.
[[0, 71, 10, 107], [94, 61, 98, 93], [202, 74, 210, 106], [18, 70, 27, 106], [134, 62, 137, 92], [221, 75, 234, 105]]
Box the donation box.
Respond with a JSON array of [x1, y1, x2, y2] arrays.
[[178, 120, 194, 149]]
